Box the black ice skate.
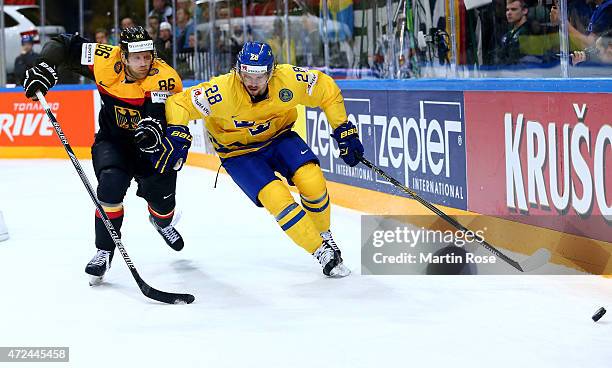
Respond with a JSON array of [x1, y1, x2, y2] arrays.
[[149, 215, 184, 251], [85, 249, 113, 286], [313, 231, 351, 277]]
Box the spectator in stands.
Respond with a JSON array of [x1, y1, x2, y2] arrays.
[[267, 18, 296, 65], [177, 0, 194, 13], [496, 0, 530, 65], [155, 21, 173, 66], [149, 0, 173, 23], [551, 0, 612, 48], [175, 8, 195, 52], [551, 0, 593, 35], [14, 34, 39, 86], [95, 28, 110, 44], [148, 15, 160, 40], [121, 17, 136, 30], [588, 0, 612, 35]]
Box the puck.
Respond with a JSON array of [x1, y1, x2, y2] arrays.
[[592, 307, 606, 322]]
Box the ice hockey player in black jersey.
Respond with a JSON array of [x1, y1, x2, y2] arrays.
[[22, 26, 192, 285]]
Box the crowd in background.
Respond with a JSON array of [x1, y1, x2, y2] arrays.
[[394, 0, 612, 78], [89, 0, 196, 67], [8, 0, 197, 84], [6, 0, 612, 84], [485, 0, 612, 67]]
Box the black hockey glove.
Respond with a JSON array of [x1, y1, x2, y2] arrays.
[[331, 121, 364, 167], [23, 61, 58, 99], [135, 117, 164, 153], [150, 125, 193, 174]]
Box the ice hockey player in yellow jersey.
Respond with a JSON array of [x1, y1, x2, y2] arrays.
[[165, 42, 365, 277]]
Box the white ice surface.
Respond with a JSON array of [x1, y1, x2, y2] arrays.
[[0, 159, 611, 368]]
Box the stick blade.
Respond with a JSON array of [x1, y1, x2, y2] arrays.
[[519, 248, 551, 272], [144, 287, 196, 304], [136, 276, 195, 304]]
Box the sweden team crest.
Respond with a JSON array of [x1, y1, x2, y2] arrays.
[[279, 88, 293, 102]]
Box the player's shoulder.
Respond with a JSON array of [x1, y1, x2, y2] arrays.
[[210, 70, 238, 88], [92, 43, 121, 63], [182, 71, 238, 117], [274, 64, 303, 78], [150, 58, 180, 80], [273, 63, 324, 97], [89, 44, 122, 79], [141, 58, 182, 93], [275, 63, 323, 81], [201, 70, 241, 99]]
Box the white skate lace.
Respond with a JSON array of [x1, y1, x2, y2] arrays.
[[321, 231, 340, 252], [150, 211, 182, 244], [91, 250, 110, 266], [160, 226, 180, 244], [314, 242, 335, 267]]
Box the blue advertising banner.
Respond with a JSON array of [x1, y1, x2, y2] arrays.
[[306, 90, 468, 210]]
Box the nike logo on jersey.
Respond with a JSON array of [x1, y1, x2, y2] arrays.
[[163, 194, 174, 200], [99, 81, 109, 88], [301, 149, 308, 154]]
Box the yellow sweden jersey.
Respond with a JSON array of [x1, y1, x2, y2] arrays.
[[165, 64, 348, 158]]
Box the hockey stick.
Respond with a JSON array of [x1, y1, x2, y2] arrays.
[[359, 157, 551, 272], [36, 91, 195, 304]]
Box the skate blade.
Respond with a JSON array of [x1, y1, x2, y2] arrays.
[[89, 275, 104, 286], [329, 263, 351, 278]]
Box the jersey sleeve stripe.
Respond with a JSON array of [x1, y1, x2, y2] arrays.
[[97, 85, 145, 106]]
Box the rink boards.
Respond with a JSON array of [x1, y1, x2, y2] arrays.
[[0, 80, 611, 274]]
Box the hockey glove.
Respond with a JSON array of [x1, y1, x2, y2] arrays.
[[151, 125, 193, 174], [331, 121, 364, 167], [134, 117, 164, 153], [23, 61, 58, 99]]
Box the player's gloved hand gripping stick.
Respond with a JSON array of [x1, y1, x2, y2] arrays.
[[359, 157, 551, 273], [23, 61, 58, 99], [36, 91, 195, 304], [332, 121, 364, 167], [134, 117, 192, 174]]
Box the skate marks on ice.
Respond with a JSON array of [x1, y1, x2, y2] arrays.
[[170, 257, 400, 309], [171, 259, 267, 308]]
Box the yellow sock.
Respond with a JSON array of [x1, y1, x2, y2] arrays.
[[291, 163, 330, 233], [258, 180, 322, 254]]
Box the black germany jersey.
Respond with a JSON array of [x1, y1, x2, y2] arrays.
[[39, 34, 183, 141]]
